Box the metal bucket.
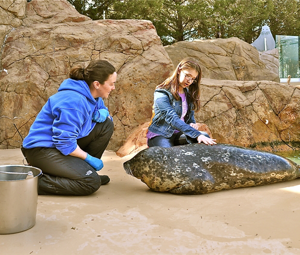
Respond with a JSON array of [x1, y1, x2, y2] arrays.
[[0, 165, 42, 234]]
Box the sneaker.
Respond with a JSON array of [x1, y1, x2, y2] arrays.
[[100, 175, 110, 185]]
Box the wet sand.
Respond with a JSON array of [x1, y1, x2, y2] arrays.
[[0, 148, 300, 254]]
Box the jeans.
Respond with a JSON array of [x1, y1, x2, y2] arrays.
[[21, 119, 114, 196], [148, 132, 211, 148]]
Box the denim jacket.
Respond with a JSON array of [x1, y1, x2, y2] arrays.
[[148, 88, 204, 139]]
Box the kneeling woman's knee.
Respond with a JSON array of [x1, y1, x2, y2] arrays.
[[38, 171, 102, 196], [69, 171, 102, 196]]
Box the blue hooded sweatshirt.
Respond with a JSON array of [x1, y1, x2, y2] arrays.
[[23, 78, 108, 155]]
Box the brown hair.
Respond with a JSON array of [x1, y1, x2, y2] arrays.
[[157, 57, 201, 111], [69, 60, 116, 86]]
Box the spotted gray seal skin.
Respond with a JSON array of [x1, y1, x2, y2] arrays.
[[123, 143, 300, 194]]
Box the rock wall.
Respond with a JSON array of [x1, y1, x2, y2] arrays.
[[197, 79, 300, 151], [1, 0, 298, 155], [165, 38, 279, 82], [0, 0, 26, 70], [259, 48, 279, 77], [0, 0, 174, 150]]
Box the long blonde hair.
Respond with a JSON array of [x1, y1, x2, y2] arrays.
[[157, 57, 201, 111]]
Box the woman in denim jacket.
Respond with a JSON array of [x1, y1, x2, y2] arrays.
[[147, 58, 217, 147]]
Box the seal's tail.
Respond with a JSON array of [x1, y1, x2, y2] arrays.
[[297, 165, 300, 178]]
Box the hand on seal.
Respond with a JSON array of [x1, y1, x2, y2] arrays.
[[197, 135, 217, 146]]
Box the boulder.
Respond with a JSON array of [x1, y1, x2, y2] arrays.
[[197, 79, 300, 152], [116, 122, 149, 157], [165, 37, 279, 82], [259, 48, 279, 77]]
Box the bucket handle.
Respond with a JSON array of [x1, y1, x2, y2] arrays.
[[0, 171, 33, 176]]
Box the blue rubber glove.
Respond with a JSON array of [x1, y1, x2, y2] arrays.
[[92, 109, 109, 123], [84, 154, 103, 171]]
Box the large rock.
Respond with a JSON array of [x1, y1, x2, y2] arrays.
[[0, 0, 174, 150], [198, 79, 300, 151], [0, 0, 26, 70], [259, 48, 279, 77], [165, 37, 279, 82]]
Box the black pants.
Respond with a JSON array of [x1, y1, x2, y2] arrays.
[[21, 119, 114, 196], [148, 132, 210, 148]]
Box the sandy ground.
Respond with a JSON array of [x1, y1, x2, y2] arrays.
[[0, 148, 300, 255]]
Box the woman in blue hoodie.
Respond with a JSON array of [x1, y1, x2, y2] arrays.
[[22, 60, 116, 195], [147, 57, 217, 147]]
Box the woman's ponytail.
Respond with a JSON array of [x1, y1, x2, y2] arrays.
[[69, 60, 115, 87], [69, 66, 85, 80]]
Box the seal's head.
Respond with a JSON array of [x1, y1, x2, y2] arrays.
[[123, 147, 166, 179]]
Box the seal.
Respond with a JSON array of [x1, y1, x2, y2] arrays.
[[123, 143, 300, 194]]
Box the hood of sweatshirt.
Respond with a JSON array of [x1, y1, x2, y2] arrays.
[[58, 78, 96, 104]]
